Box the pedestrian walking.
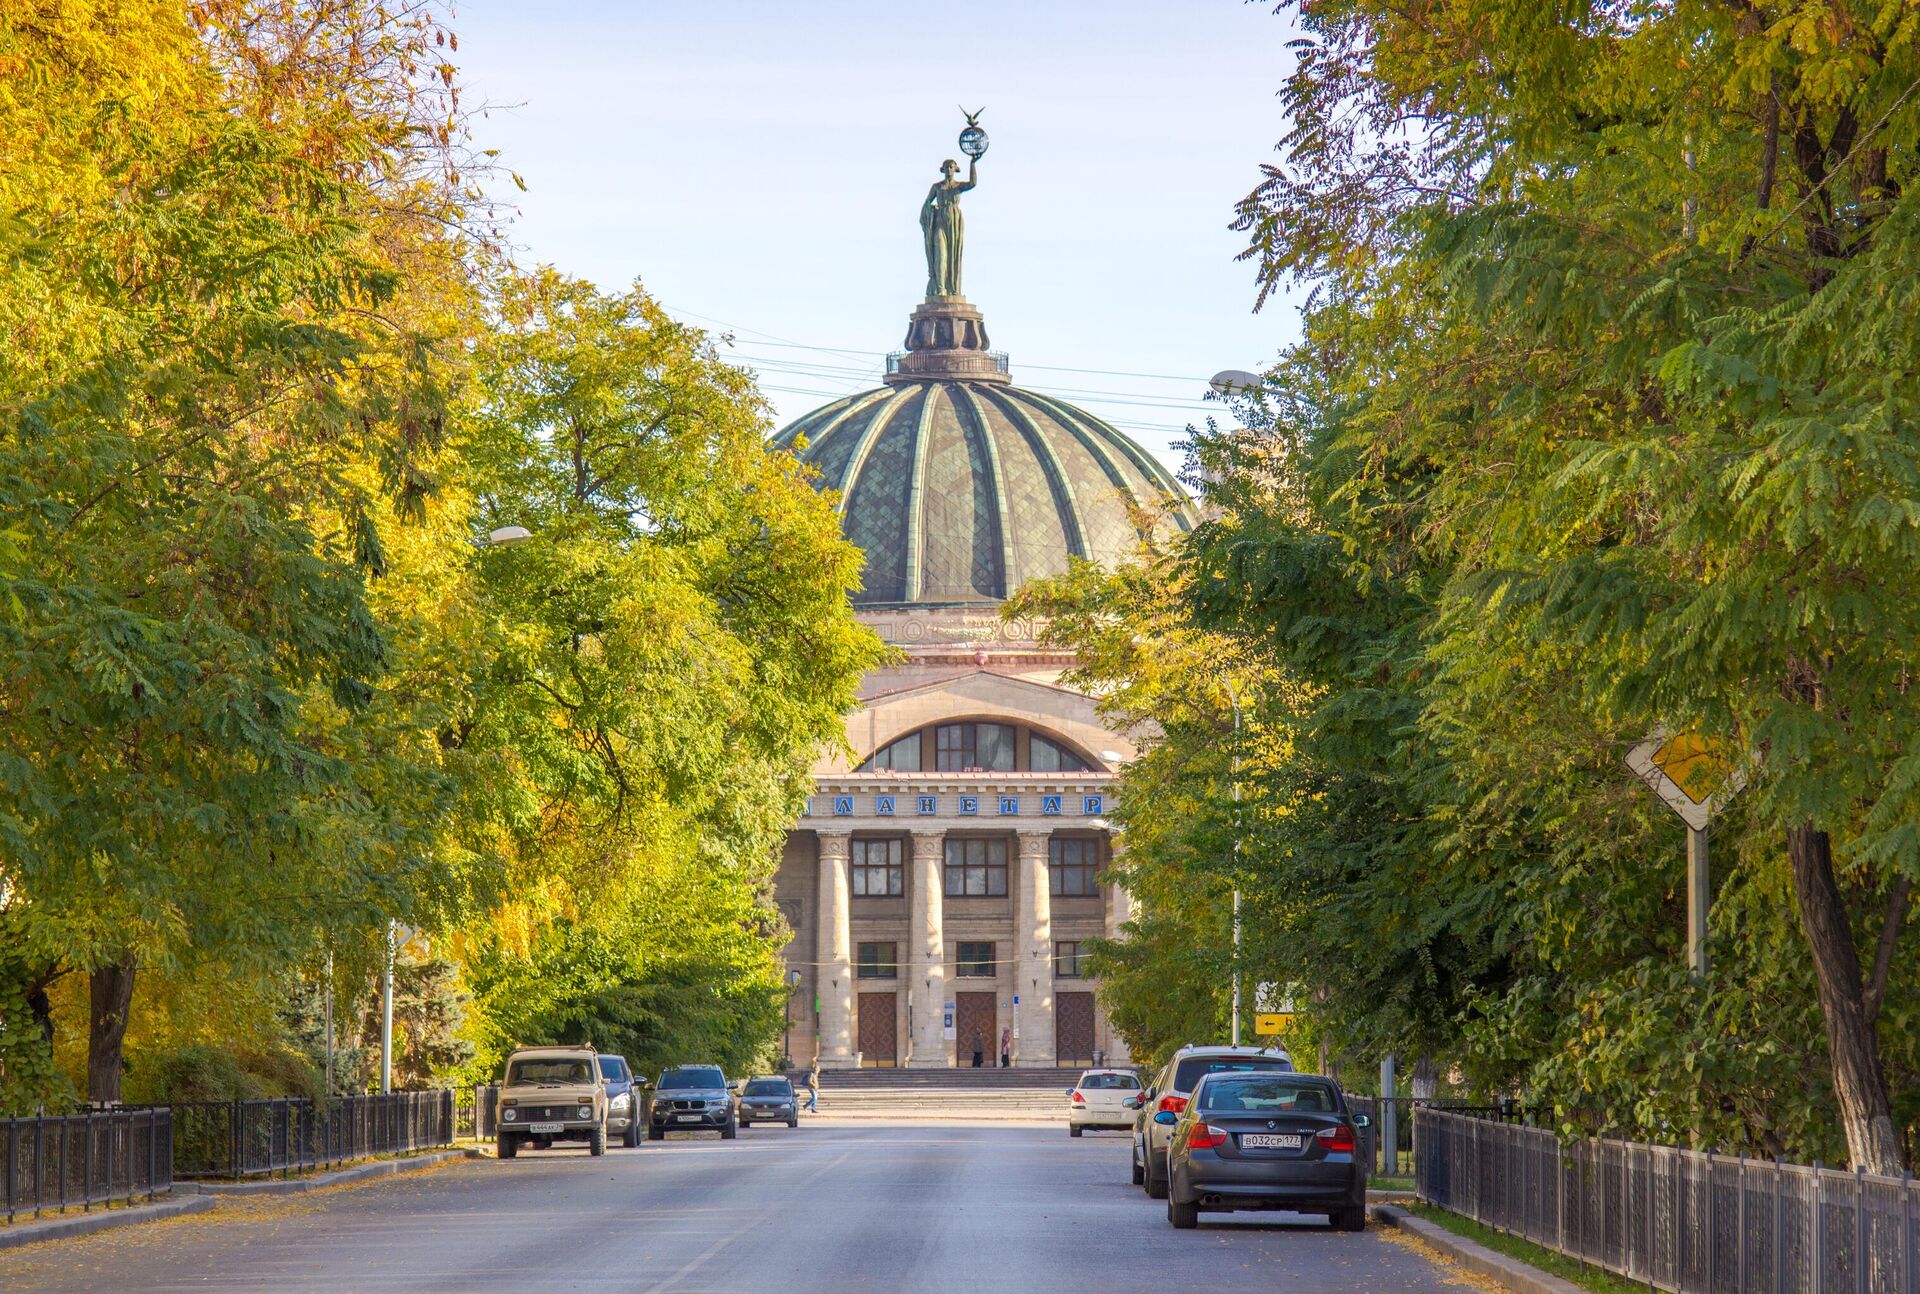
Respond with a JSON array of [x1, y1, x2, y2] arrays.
[[802, 1066, 818, 1113], [999, 1026, 1011, 1068], [970, 1033, 985, 1068]]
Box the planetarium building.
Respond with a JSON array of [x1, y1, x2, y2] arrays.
[[772, 146, 1194, 1070]]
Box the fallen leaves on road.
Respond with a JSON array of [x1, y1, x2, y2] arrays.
[[1379, 1224, 1508, 1292]]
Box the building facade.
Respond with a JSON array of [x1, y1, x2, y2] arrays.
[[770, 278, 1193, 1069]]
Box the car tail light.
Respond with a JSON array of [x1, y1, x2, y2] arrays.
[[1316, 1124, 1356, 1153], [1070, 1091, 1086, 1104], [1157, 1095, 1187, 1114], [1188, 1124, 1230, 1150]]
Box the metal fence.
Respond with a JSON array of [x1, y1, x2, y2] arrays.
[[169, 1090, 455, 1178], [1417, 1107, 1920, 1294], [464, 1086, 500, 1140], [1348, 1097, 1520, 1177], [2, 1108, 173, 1222]]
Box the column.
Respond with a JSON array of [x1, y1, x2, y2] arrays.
[[907, 830, 948, 1068], [1104, 844, 1133, 1064], [815, 831, 854, 1068], [1015, 830, 1055, 1066]]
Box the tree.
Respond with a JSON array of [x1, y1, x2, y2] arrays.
[[1215, 0, 1920, 1170]]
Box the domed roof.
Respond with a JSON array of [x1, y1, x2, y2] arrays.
[[774, 371, 1194, 609]]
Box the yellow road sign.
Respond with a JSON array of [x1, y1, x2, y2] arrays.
[[1254, 1012, 1293, 1035]]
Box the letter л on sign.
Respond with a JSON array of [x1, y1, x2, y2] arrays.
[[833, 796, 854, 816], [876, 795, 896, 816]]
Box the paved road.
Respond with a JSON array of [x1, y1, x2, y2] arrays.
[[2, 1123, 1469, 1293]]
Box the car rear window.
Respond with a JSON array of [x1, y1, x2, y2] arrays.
[[659, 1067, 725, 1089], [597, 1057, 627, 1081], [1172, 1055, 1293, 1091], [1197, 1076, 1336, 1113], [743, 1079, 791, 1096], [1078, 1072, 1141, 1090], [507, 1058, 592, 1085]]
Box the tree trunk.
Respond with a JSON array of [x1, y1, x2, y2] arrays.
[[1787, 825, 1905, 1174], [1411, 1055, 1439, 1100], [86, 956, 137, 1106]]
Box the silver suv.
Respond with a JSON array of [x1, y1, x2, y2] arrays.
[[1133, 1043, 1294, 1199]]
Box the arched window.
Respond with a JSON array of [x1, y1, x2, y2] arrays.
[[857, 733, 922, 772], [935, 722, 1015, 771], [1030, 733, 1090, 773]]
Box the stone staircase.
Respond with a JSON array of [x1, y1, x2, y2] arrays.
[[787, 1066, 1102, 1121]]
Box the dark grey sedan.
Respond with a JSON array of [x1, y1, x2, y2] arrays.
[[1160, 1072, 1370, 1231], [735, 1076, 800, 1128]]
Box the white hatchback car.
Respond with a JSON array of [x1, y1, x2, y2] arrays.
[[1068, 1068, 1145, 1136]]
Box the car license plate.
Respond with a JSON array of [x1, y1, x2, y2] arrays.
[[1241, 1133, 1302, 1150], [675, 1113, 700, 1122], [526, 1122, 563, 1134]]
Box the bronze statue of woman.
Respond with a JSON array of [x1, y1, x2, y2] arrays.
[[920, 156, 977, 299]]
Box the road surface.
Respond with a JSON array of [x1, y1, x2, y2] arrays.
[[1, 1122, 1471, 1292]]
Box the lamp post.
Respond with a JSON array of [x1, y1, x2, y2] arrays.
[[380, 919, 395, 1094], [1224, 678, 1244, 1047], [471, 524, 532, 549], [782, 969, 802, 1069]]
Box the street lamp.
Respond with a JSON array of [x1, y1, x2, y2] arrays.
[[471, 524, 532, 549], [782, 969, 802, 1069]]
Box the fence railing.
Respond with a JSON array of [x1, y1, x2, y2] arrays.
[[463, 1086, 500, 1141], [3, 1108, 173, 1223], [1417, 1107, 1920, 1294], [169, 1090, 455, 1178], [1348, 1097, 1522, 1177]]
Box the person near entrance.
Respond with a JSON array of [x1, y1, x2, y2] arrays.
[[802, 1066, 818, 1113], [970, 1033, 985, 1068], [999, 1026, 1011, 1068]]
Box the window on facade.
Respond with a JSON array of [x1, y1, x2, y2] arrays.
[[1029, 733, 1091, 773], [935, 722, 1015, 772], [1049, 837, 1100, 897], [850, 838, 904, 897], [943, 838, 1009, 897], [1055, 940, 1087, 978], [856, 733, 921, 772], [956, 942, 996, 977], [857, 942, 898, 979]]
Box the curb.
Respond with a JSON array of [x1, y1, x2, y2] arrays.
[[192, 1147, 478, 1195], [1374, 1204, 1586, 1294], [0, 1193, 216, 1250]]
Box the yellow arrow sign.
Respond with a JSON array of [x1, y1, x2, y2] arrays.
[[1254, 1012, 1293, 1035]]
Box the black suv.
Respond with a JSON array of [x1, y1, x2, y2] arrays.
[[648, 1065, 736, 1140]]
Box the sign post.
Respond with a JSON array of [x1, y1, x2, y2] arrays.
[[1626, 727, 1749, 979]]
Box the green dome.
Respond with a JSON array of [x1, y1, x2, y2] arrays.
[[773, 377, 1194, 609]]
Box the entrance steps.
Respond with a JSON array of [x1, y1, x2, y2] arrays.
[[787, 1066, 1115, 1121]]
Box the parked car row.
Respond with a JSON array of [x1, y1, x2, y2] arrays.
[[494, 1046, 801, 1158], [1098, 1043, 1372, 1232]]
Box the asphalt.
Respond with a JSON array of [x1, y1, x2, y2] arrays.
[[0, 1122, 1469, 1293]]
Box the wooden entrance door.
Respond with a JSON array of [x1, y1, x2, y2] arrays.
[[955, 992, 997, 1068], [857, 992, 897, 1067], [1055, 991, 1096, 1066]]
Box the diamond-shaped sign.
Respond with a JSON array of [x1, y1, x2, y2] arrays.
[[1626, 726, 1748, 831]]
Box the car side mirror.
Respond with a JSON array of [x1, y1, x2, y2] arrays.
[[1153, 1111, 1178, 1126], [1352, 1114, 1371, 1129]]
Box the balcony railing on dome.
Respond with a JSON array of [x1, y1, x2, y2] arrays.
[[885, 350, 1009, 377]]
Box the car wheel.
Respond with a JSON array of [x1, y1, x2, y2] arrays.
[[1336, 1206, 1368, 1232], [1167, 1195, 1199, 1229], [1131, 1156, 1144, 1186], [788, 1114, 799, 1128], [588, 1122, 607, 1157], [721, 1119, 737, 1141], [648, 1125, 664, 1141], [622, 1118, 640, 1148], [1070, 1124, 1083, 1138], [496, 1131, 518, 1159], [1145, 1155, 1169, 1200]]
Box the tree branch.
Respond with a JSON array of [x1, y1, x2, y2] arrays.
[[1862, 874, 1911, 1024]]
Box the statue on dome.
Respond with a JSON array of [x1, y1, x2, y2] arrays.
[[920, 157, 976, 299]]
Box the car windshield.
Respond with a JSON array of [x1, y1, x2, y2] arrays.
[[743, 1079, 791, 1096], [1198, 1076, 1336, 1113], [507, 1058, 592, 1085], [1172, 1055, 1293, 1091], [658, 1067, 725, 1089], [1078, 1073, 1141, 1090], [597, 1058, 626, 1081]]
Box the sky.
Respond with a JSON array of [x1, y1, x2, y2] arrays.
[[453, 0, 1305, 474]]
